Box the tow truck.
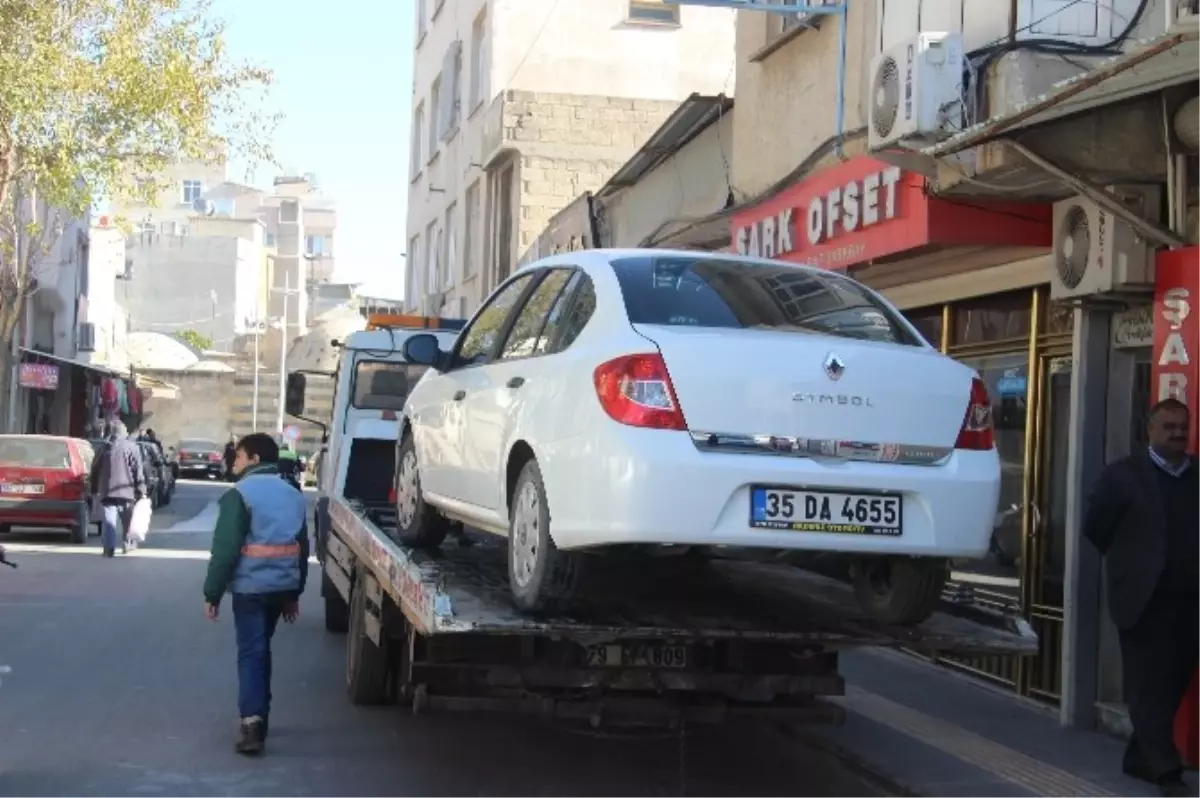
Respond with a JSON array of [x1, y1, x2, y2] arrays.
[[286, 314, 1038, 726]]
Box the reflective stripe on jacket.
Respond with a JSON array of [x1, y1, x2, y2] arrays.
[[230, 472, 307, 595]]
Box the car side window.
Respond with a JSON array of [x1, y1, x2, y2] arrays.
[[534, 272, 582, 355], [499, 269, 574, 361], [453, 273, 535, 368], [550, 273, 597, 352]]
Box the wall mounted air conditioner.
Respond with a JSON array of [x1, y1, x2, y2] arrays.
[[868, 32, 965, 152], [77, 322, 96, 352], [1050, 186, 1162, 300]]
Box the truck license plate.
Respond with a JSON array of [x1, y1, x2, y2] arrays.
[[584, 643, 689, 669]]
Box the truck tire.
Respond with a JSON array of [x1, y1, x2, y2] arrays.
[[70, 503, 89, 545], [852, 556, 947, 626], [507, 459, 582, 614], [324, 571, 349, 634], [346, 569, 389, 705], [393, 433, 448, 550]]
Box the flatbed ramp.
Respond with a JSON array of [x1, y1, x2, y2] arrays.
[[329, 498, 1036, 655]]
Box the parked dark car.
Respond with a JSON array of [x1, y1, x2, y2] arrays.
[[139, 441, 173, 507], [176, 438, 224, 479], [137, 442, 164, 509]]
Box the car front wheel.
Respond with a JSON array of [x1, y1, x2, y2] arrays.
[[393, 433, 448, 550], [851, 556, 947, 626], [507, 459, 582, 615]]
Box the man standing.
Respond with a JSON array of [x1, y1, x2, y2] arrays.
[[89, 421, 147, 557], [203, 432, 309, 756], [222, 436, 237, 482], [1085, 398, 1198, 797]]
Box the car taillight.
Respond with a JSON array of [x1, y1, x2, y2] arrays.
[[955, 377, 995, 450], [208, 452, 221, 462], [63, 474, 86, 499], [593, 353, 688, 431]]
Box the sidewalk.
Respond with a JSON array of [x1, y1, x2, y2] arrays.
[[799, 648, 1199, 797]]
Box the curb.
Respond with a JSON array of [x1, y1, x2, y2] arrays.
[[779, 724, 923, 797]]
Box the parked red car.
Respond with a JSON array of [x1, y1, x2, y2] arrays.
[[0, 435, 94, 544]]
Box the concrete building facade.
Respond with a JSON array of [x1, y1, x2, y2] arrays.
[[404, 0, 737, 316]]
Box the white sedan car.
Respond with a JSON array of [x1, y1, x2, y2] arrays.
[[396, 249, 1000, 625]]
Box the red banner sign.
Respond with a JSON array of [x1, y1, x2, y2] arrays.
[[729, 155, 1051, 270], [18, 363, 59, 391], [1152, 246, 1198, 454]]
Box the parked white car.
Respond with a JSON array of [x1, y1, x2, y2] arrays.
[[396, 249, 1000, 625]]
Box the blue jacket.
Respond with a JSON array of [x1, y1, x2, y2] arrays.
[[203, 463, 309, 604]]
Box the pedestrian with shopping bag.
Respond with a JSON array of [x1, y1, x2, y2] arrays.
[[88, 421, 148, 557], [202, 432, 309, 756]]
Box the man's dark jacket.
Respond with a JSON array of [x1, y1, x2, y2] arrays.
[[90, 434, 146, 504], [1083, 452, 1183, 630]]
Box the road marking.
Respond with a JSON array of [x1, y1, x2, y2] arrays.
[[839, 685, 1115, 797], [157, 501, 221, 534]]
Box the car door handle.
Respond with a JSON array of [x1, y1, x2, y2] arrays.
[[507, 377, 525, 389], [453, 390, 467, 401]]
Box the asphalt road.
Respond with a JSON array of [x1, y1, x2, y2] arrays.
[[0, 479, 889, 797]]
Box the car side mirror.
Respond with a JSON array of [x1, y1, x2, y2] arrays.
[[402, 333, 444, 369], [285, 372, 307, 416]]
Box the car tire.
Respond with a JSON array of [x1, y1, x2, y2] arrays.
[[852, 556, 947, 626], [323, 571, 349, 634], [346, 566, 389, 705], [70, 504, 89, 545], [393, 433, 448, 550], [507, 459, 582, 615]]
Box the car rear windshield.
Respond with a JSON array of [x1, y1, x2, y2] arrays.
[[0, 437, 72, 468], [180, 439, 219, 452], [353, 361, 426, 410], [610, 255, 920, 347]]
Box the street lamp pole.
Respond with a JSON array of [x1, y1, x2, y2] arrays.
[[251, 312, 260, 430], [276, 269, 289, 436]]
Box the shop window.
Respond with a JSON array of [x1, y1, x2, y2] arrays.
[[904, 306, 944, 349], [952, 290, 1033, 347]]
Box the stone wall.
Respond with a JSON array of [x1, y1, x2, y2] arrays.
[[141, 369, 237, 446], [494, 90, 680, 259]]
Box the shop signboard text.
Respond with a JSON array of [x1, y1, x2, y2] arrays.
[[1152, 246, 1198, 454]]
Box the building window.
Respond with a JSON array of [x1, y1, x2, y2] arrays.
[[265, 232, 276, 247], [181, 180, 203, 204], [306, 235, 328, 257], [410, 103, 424, 178], [416, 0, 427, 41], [469, 10, 487, 111], [443, 203, 457, 288], [426, 220, 439, 294], [446, 41, 462, 137], [428, 75, 441, 161], [628, 0, 680, 24], [407, 234, 421, 305], [464, 180, 480, 278]]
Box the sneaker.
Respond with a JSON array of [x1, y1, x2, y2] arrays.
[[235, 716, 265, 756]]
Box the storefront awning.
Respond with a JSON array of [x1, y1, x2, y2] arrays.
[[19, 347, 131, 379], [924, 23, 1199, 158]]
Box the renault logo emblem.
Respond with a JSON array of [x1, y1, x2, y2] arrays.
[[823, 353, 846, 381]]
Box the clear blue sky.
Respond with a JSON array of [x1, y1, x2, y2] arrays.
[[214, 0, 416, 300]]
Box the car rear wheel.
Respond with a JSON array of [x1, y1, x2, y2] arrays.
[[852, 556, 947, 626], [507, 459, 582, 614], [70, 504, 89, 545], [393, 433, 448, 550]]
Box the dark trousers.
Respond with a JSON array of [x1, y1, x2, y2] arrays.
[[1119, 588, 1199, 781], [232, 592, 288, 720]]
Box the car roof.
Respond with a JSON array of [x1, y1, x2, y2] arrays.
[[517, 247, 844, 282]]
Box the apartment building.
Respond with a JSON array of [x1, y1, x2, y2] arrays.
[[404, 0, 736, 316]]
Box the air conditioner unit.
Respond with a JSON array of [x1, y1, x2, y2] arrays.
[[77, 322, 96, 352], [1050, 186, 1162, 300], [868, 32, 965, 152]]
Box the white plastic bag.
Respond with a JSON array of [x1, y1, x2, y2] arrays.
[[128, 497, 153, 543]]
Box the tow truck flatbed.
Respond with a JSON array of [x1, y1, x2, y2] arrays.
[[327, 497, 1036, 655]]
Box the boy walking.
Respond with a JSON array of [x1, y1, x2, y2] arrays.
[[202, 433, 309, 755]]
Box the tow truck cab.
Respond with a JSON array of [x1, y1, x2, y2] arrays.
[[284, 314, 465, 564]]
